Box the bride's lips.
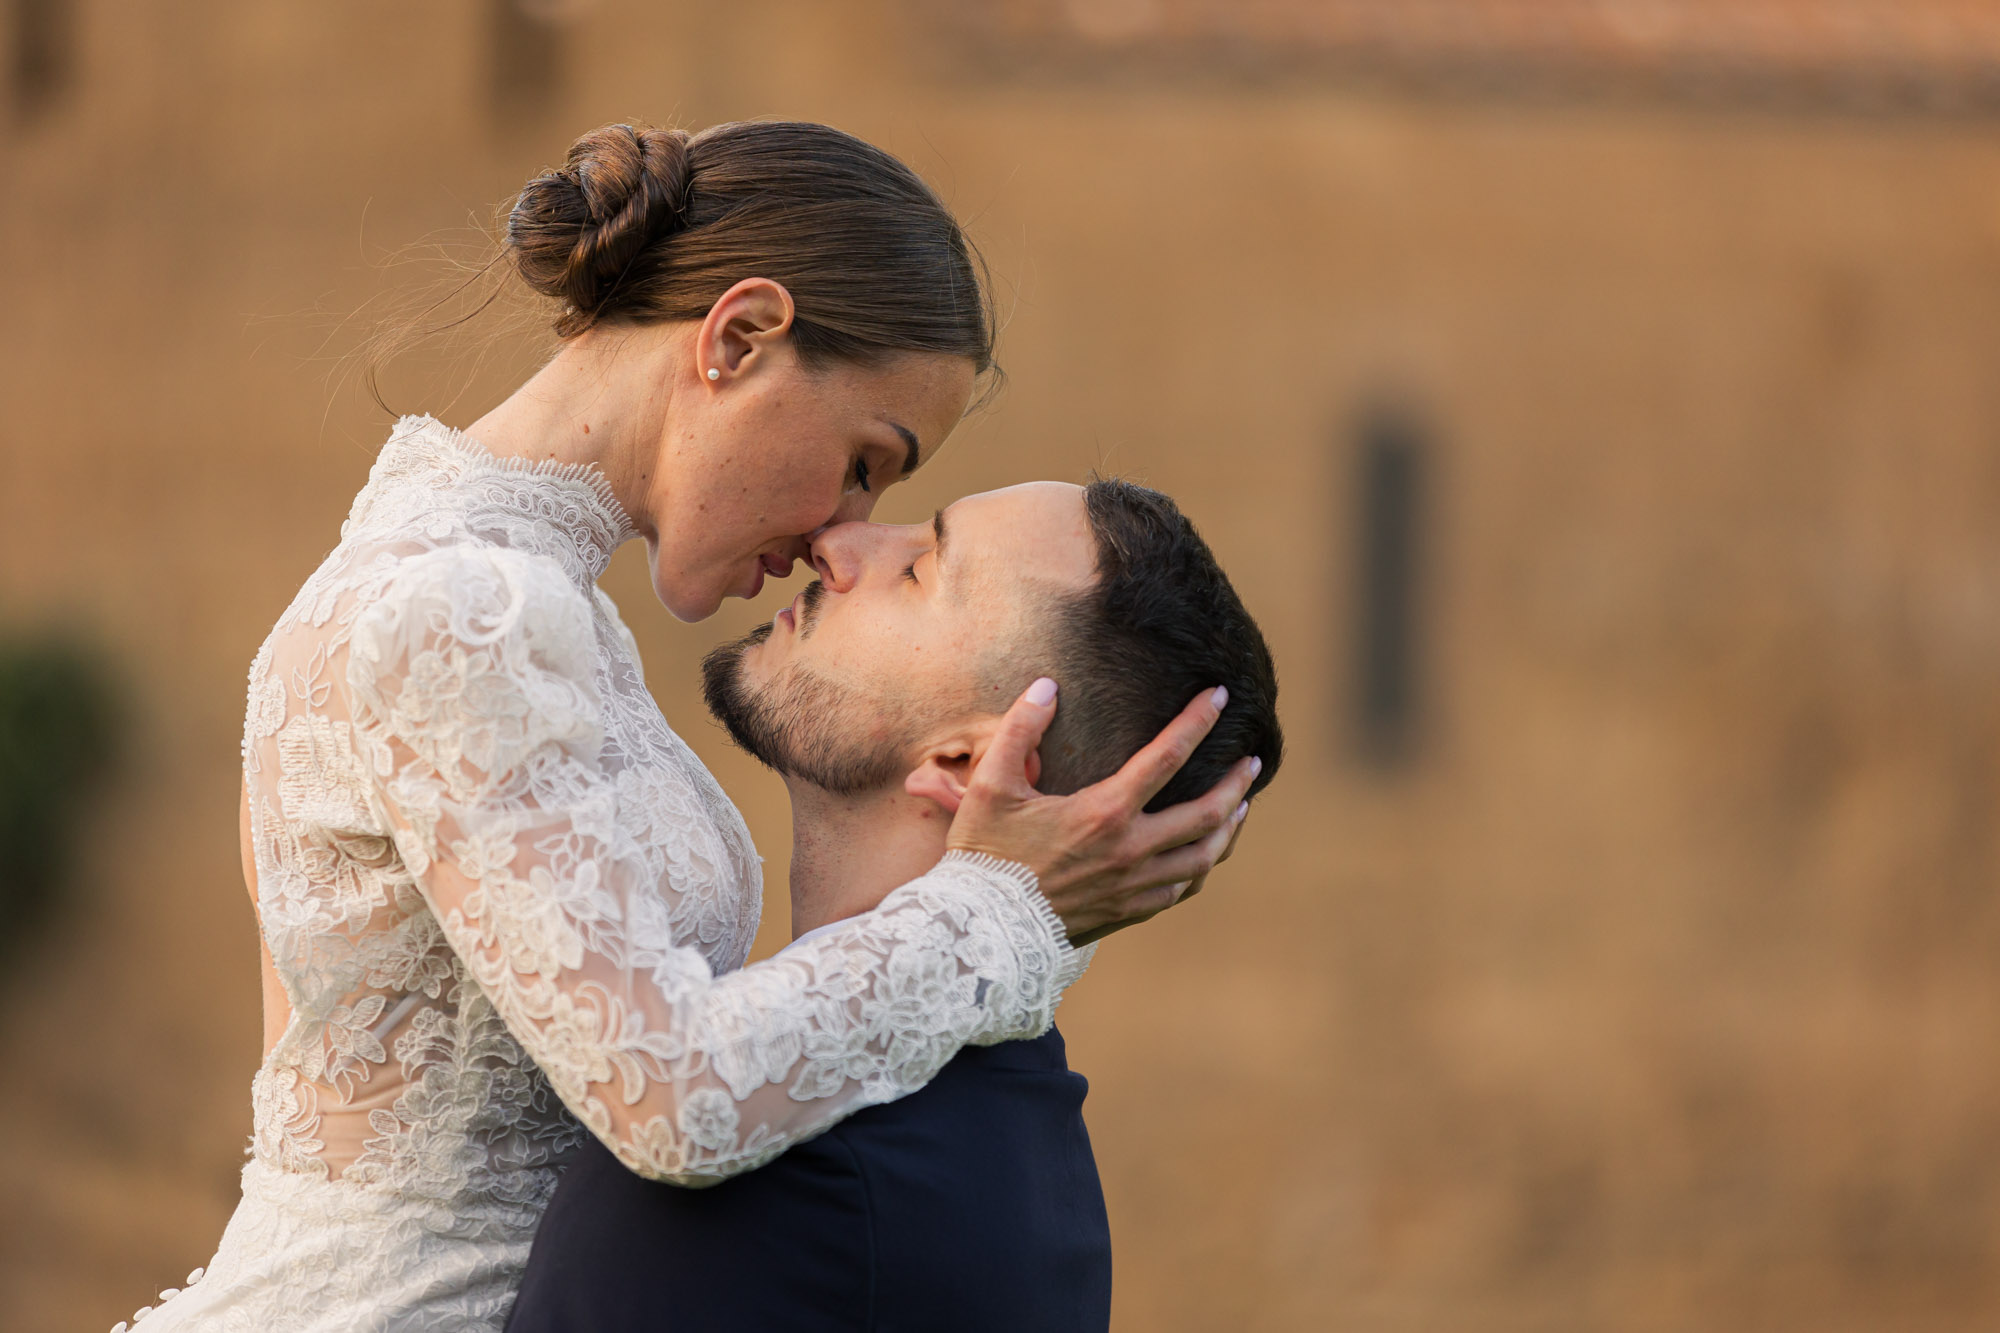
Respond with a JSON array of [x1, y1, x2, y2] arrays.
[[742, 551, 795, 601]]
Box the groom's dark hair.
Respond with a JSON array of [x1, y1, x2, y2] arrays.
[[1031, 480, 1282, 811]]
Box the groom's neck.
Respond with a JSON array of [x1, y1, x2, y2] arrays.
[[785, 780, 952, 938]]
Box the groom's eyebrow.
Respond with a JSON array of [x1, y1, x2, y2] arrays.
[[932, 507, 950, 565]]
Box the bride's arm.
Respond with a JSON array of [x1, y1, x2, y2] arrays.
[[334, 546, 1081, 1185]]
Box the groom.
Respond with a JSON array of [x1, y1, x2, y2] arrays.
[[505, 479, 1281, 1332]]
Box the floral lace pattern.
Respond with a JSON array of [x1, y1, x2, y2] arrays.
[[124, 417, 1082, 1332]]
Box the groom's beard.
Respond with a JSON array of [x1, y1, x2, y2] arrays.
[[701, 624, 911, 797]]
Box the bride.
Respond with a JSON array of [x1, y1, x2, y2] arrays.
[[118, 121, 1254, 1331]]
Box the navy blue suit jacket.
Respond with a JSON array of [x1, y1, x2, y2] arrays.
[[505, 1026, 1112, 1332]]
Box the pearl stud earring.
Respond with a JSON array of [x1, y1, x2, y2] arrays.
[[706, 367, 721, 381]]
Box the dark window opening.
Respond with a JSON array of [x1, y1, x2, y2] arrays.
[[10, 0, 74, 126], [491, 0, 569, 123], [1352, 405, 1426, 769]]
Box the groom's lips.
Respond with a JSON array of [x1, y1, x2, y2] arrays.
[[774, 589, 805, 632]]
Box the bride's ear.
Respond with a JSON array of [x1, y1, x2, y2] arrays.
[[903, 724, 1043, 814], [695, 277, 797, 383]]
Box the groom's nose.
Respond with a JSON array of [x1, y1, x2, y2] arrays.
[[807, 521, 866, 593], [808, 520, 912, 594]]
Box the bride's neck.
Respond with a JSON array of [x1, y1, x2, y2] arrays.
[[786, 782, 954, 938], [464, 328, 678, 538]]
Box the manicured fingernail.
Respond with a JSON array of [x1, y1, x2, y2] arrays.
[[1249, 756, 1263, 779], [1026, 677, 1058, 706], [1233, 801, 1249, 823], [1211, 685, 1229, 710]]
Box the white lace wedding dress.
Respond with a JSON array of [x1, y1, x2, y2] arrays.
[[118, 417, 1086, 1332]]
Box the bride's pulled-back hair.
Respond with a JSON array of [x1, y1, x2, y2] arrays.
[[505, 121, 996, 373]]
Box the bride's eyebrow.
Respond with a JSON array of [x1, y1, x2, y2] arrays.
[[888, 421, 920, 476]]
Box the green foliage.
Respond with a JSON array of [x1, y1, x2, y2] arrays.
[[0, 632, 121, 955]]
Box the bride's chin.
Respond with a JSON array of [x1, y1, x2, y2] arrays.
[[652, 570, 724, 624]]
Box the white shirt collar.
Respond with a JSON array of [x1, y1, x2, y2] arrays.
[[780, 918, 856, 954]]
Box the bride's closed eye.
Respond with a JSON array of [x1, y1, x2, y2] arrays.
[[849, 457, 873, 494]]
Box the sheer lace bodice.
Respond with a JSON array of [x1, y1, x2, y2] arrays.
[[121, 416, 1084, 1332]]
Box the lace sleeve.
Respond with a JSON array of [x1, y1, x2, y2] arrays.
[[338, 546, 1079, 1185]]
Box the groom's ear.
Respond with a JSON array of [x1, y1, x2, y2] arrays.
[[903, 720, 1042, 814], [904, 748, 975, 814]]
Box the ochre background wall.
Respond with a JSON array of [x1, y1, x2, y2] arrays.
[[4, 3, 1999, 1329]]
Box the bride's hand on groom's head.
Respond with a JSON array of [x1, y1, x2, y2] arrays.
[[1068, 810, 1245, 945], [1169, 808, 1246, 903], [943, 678, 1258, 946]]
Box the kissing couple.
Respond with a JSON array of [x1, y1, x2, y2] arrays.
[[119, 119, 1276, 1333]]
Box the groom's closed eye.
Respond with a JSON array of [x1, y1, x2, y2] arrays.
[[898, 510, 950, 587], [909, 507, 955, 592]]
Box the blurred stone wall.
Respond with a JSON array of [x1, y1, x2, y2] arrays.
[[2, 2, 1998, 1329]]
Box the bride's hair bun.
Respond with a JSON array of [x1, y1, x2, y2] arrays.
[[493, 119, 995, 374], [507, 124, 694, 336]]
